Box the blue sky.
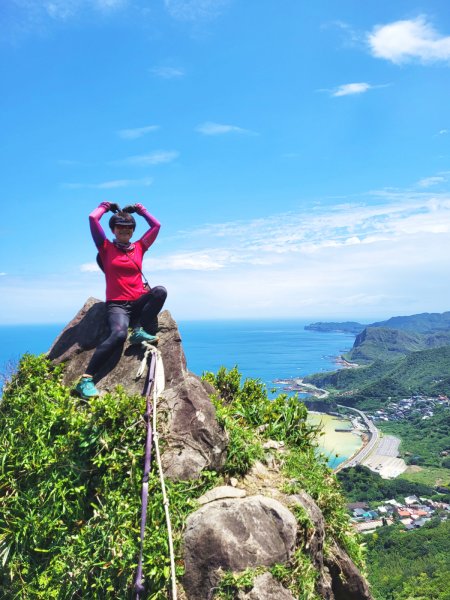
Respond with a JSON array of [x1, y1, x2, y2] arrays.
[[1, 0, 450, 323]]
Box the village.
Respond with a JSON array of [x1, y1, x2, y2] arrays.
[[367, 394, 449, 423], [348, 495, 450, 534]]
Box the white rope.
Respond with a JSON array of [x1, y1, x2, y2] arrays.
[[147, 345, 178, 600], [136, 343, 153, 379]]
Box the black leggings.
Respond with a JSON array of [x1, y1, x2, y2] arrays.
[[86, 286, 167, 376]]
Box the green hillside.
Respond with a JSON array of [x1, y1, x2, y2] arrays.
[[378, 408, 450, 469], [344, 326, 450, 364], [371, 310, 450, 333], [305, 346, 450, 406], [366, 520, 450, 600], [336, 465, 438, 503]]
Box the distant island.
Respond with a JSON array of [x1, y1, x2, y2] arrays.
[[305, 311, 450, 336], [304, 321, 366, 334]]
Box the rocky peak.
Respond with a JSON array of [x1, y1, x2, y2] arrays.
[[48, 298, 373, 600]]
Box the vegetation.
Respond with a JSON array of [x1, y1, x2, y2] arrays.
[[0, 354, 219, 599], [305, 346, 450, 407], [370, 311, 450, 333], [306, 311, 450, 338], [366, 520, 450, 600], [304, 321, 365, 334], [378, 408, 450, 469], [345, 326, 450, 364], [400, 466, 450, 489], [336, 465, 436, 503], [0, 356, 363, 599], [204, 366, 365, 593]]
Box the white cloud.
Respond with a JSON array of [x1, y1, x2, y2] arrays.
[[174, 193, 450, 260], [145, 250, 233, 271], [117, 125, 159, 139], [163, 0, 229, 21], [417, 176, 446, 188], [80, 262, 100, 272], [64, 177, 153, 189], [368, 16, 450, 64], [196, 122, 253, 135], [0, 273, 6, 276], [331, 82, 372, 97], [4, 189, 450, 323], [150, 66, 185, 79], [14, 0, 126, 21], [119, 150, 179, 166], [439, 129, 449, 135], [328, 82, 389, 97]]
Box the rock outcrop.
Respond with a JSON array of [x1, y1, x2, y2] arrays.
[[48, 299, 373, 600], [183, 495, 298, 599], [48, 297, 227, 480]]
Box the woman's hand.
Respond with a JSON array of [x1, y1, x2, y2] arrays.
[[99, 201, 120, 212], [123, 204, 146, 215]]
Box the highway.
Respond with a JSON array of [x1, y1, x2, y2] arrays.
[[333, 405, 380, 472]]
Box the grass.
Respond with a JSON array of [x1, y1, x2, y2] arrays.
[[400, 466, 450, 488], [1, 357, 366, 599]]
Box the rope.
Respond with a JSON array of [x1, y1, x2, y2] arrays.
[[134, 343, 177, 600], [136, 343, 153, 379], [152, 362, 177, 600]]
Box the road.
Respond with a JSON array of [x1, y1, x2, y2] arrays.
[[333, 406, 407, 478], [334, 405, 379, 472]]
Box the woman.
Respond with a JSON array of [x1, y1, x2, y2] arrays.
[[75, 200, 167, 400]]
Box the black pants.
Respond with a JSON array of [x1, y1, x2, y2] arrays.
[[86, 286, 167, 376]]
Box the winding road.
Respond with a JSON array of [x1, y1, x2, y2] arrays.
[[333, 405, 407, 478], [334, 405, 380, 472]]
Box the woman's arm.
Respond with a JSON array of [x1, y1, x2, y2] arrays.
[[89, 202, 110, 249], [135, 203, 161, 249]]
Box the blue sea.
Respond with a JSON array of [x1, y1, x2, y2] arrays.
[[178, 320, 354, 394], [0, 319, 354, 393]]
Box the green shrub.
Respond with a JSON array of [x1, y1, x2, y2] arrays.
[[1, 357, 365, 598], [0, 355, 219, 599]]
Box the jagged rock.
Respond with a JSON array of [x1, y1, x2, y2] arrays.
[[47, 298, 227, 480], [289, 492, 334, 599], [48, 298, 187, 393], [324, 542, 372, 600], [238, 573, 295, 600], [159, 374, 229, 480], [182, 495, 297, 600], [197, 485, 246, 505]]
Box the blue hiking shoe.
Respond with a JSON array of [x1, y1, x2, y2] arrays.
[[74, 376, 99, 399], [129, 327, 159, 345]]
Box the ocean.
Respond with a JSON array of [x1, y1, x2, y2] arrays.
[[0, 319, 359, 467], [178, 319, 354, 392], [0, 319, 354, 385]]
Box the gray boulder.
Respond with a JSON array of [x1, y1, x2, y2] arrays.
[[289, 491, 334, 598], [47, 298, 227, 480], [183, 495, 297, 599], [325, 542, 372, 600]]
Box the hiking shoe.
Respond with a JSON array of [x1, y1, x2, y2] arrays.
[[129, 327, 159, 345], [74, 377, 99, 399]]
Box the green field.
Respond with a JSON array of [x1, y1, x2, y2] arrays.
[[400, 466, 450, 488]]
